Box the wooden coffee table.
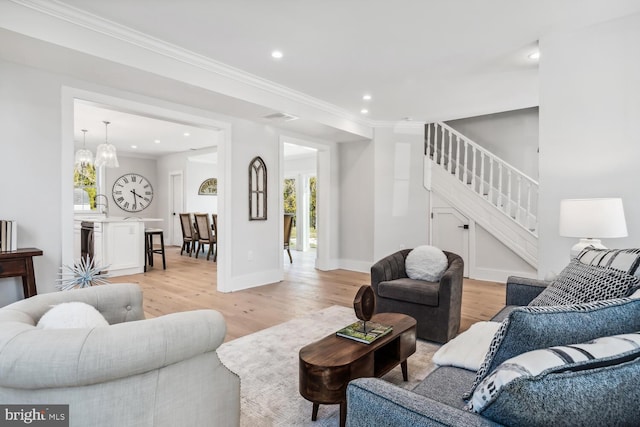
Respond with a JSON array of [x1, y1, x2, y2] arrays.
[[299, 312, 417, 427]]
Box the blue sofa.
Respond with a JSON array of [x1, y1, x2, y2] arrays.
[[347, 276, 640, 426]]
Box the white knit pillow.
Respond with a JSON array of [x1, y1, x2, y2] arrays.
[[37, 302, 109, 329], [405, 245, 448, 282]]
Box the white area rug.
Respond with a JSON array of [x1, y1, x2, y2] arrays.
[[217, 306, 440, 426]]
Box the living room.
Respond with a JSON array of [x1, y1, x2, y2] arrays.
[[1, 1, 640, 426]]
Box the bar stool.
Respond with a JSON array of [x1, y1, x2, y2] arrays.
[[145, 228, 166, 271]]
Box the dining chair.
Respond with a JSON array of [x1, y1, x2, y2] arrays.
[[211, 214, 218, 262], [284, 213, 294, 263], [194, 213, 216, 261], [179, 213, 196, 256]]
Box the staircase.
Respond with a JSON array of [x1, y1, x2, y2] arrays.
[[424, 122, 538, 268]]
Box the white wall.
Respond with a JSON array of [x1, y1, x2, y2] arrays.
[[372, 125, 429, 262], [185, 160, 218, 214], [474, 225, 537, 281], [0, 60, 65, 304], [539, 12, 640, 277], [338, 140, 374, 270], [284, 154, 316, 177], [446, 107, 539, 179]]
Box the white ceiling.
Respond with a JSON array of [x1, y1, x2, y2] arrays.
[[74, 101, 221, 157], [57, 0, 640, 122], [4, 0, 640, 153]]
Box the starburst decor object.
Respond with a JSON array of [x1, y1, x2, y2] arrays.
[[56, 256, 110, 291]]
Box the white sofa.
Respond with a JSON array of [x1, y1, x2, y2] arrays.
[[0, 283, 240, 427]]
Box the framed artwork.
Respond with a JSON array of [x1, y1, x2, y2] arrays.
[[198, 178, 218, 195], [249, 156, 267, 220]]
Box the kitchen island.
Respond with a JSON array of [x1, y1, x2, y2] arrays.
[[74, 216, 162, 277]]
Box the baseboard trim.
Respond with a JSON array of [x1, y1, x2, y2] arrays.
[[338, 259, 372, 274], [229, 269, 283, 292]]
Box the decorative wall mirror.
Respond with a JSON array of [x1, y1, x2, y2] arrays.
[[249, 156, 267, 220]]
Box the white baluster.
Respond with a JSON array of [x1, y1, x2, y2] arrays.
[[497, 163, 503, 211], [516, 175, 522, 223], [526, 181, 532, 231], [448, 132, 453, 173], [479, 152, 485, 196], [463, 141, 469, 184], [507, 169, 513, 217], [488, 157, 494, 203], [471, 146, 477, 190], [455, 135, 461, 179]]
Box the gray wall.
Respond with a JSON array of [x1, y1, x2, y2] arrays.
[[373, 126, 429, 261], [538, 12, 640, 277], [0, 60, 65, 305], [446, 107, 539, 179], [338, 140, 374, 268]]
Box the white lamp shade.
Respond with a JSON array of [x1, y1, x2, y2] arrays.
[[559, 198, 628, 238], [94, 143, 119, 168], [74, 148, 93, 169]]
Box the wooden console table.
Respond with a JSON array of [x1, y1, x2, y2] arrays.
[[0, 248, 43, 299]]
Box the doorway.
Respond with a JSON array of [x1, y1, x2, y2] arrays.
[[169, 172, 184, 245], [282, 140, 319, 265], [62, 87, 233, 290], [431, 207, 470, 277]]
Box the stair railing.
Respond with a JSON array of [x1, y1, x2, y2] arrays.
[[425, 122, 538, 235]]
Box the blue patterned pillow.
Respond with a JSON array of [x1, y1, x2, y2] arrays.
[[469, 333, 640, 426], [464, 298, 640, 400], [469, 332, 640, 413]]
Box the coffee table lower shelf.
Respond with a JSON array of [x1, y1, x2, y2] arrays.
[[299, 312, 417, 427]]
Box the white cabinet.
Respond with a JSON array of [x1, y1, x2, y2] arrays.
[[73, 216, 161, 277], [103, 221, 144, 276]]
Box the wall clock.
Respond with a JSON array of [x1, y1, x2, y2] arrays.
[[198, 178, 217, 195], [112, 173, 153, 212]]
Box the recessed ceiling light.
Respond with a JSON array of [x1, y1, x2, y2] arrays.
[[183, 132, 190, 137], [271, 50, 283, 59], [362, 94, 372, 101], [361, 109, 369, 114], [131, 145, 137, 149], [154, 139, 160, 144], [528, 51, 540, 60]]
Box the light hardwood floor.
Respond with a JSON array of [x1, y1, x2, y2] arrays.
[[111, 246, 506, 342]]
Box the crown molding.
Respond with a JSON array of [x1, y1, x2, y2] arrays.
[[10, 0, 376, 129]]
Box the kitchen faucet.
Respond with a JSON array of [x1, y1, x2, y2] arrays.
[[95, 194, 109, 217]]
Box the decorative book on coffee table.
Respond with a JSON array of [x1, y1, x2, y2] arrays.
[[336, 320, 393, 344]]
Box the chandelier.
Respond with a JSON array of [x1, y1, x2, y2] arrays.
[[74, 129, 93, 173], [94, 120, 119, 168]]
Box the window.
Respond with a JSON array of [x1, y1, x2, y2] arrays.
[[74, 164, 97, 211]]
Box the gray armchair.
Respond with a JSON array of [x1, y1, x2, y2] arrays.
[[0, 284, 240, 427], [371, 249, 464, 343]]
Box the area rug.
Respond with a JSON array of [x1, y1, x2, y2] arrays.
[[217, 305, 440, 426]]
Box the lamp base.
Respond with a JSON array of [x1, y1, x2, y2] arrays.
[[570, 238, 606, 259]]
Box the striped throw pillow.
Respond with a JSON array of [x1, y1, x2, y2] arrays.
[[469, 332, 640, 413], [577, 247, 640, 277]]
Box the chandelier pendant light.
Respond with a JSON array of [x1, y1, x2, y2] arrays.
[[94, 120, 119, 168], [74, 129, 93, 173]]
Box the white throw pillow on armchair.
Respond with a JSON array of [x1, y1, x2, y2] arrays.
[[37, 301, 109, 329], [405, 245, 448, 282]]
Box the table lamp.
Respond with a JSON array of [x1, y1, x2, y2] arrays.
[[559, 198, 628, 258]]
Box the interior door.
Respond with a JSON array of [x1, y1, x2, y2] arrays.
[[170, 173, 184, 245], [432, 207, 470, 277]]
